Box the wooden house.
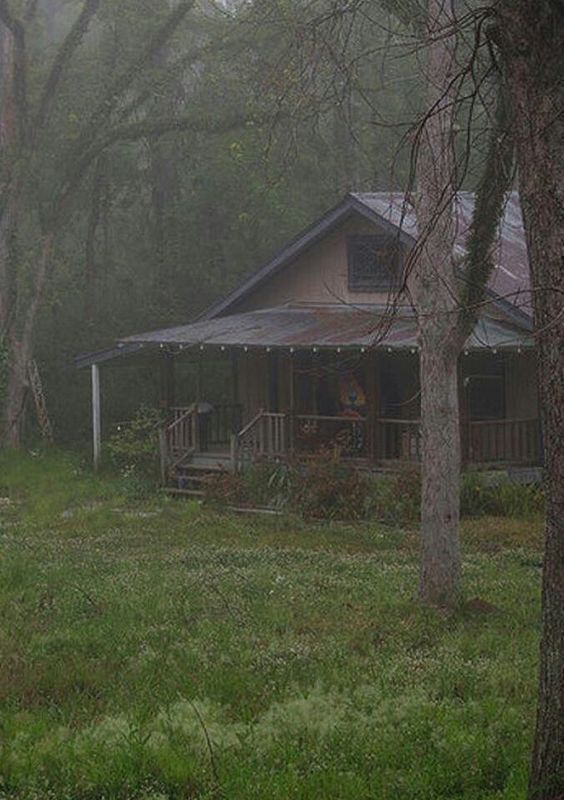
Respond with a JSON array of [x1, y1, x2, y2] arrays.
[[77, 192, 539, 484]]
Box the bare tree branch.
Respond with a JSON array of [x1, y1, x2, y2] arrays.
[[0, 0, 28, 142], [57, 112, 249, 217], [83, 0, 197, 141], [33, 0, 101, 135]]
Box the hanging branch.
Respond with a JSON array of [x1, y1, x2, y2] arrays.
[[33, 0, 101, 136], [79, 0, 197, 144], [57, 112, 249, 220], [0, 0, 28, 143], [456, 77, 515, 334]]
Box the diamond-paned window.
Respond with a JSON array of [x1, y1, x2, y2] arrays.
[[347, 234, 401, 291]]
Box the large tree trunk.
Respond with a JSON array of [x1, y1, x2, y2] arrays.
[[413, 0, 463, 605], [498, 3, 564, 797], [418, 335, 462, 602]]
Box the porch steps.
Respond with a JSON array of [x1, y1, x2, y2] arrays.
[[166, 459, 229, 499]]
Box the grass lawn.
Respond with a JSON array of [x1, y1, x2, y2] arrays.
[[0, 451, 543, 800]]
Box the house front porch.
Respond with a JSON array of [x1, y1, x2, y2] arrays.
[[160, 402, 541, 486], [76, 303, 540, 484]]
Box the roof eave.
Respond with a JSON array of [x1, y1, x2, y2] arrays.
[[197, 194, 417, 323]]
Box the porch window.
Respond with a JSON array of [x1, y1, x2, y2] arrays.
[[347, 234, 401, 291]]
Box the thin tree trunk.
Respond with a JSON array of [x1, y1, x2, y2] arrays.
[[413, 0, 462, 605], [497, 4, 564, 796], [84, 155, 106, 322], [1, 232, 55, 448]]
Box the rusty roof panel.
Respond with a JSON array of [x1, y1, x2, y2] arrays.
[[354, 191, 532, 318], [121, 304, 533, 352]]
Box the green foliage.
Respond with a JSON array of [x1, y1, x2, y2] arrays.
[[204, 457, 371, 520], [202, 470, 248, 507], [106, 406, 164, 479], [367, 465, 422, 526], [461, 473, 544, 519], [0, 451, 542, 800], [292, 453, 371, 521], [203, 462, 543, 528]]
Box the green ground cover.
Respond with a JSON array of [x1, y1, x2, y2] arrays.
[[0, 451, 543, 799]]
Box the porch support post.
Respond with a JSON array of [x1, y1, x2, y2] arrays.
[[159, 352, 175, 409], [289, 352, 295, 455], [91, 363, 101, 471], [366, 349, 379, 464], [232, 351, 239, 405], [458, 357, 469, 465], [196, 351, 203, 404]]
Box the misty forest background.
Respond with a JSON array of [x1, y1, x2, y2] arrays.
[[4, 0, 488, 444]]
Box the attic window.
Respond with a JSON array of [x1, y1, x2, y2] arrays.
[[347, 234, 401, 291]]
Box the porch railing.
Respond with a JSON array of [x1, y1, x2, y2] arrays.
[[235, 411, 287, 470], [160, 406, 542, 476], [294, 414, 368, 459], [376, 418, 421, 462], [374, 417, 541, 465], [468, 418, 540, 465], [166, 405, 199, 460]]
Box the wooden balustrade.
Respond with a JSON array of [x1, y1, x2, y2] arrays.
[[375, 418, 421, 462], [161, 405, 541, 473], [167, 405, 198, 459], [294, 414, 368, 459], [468, 418, 540, 464], [236, 411, 287, 469]]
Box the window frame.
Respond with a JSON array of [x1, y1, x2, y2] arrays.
[[347, 233, 401, 292]]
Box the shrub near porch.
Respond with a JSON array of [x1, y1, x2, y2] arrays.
[[0, 451, 542, 800]]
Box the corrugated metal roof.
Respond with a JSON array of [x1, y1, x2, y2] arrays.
[[121, 304, 533, 352], [202, 191, 531, 324], [353, 191, 531, 320]]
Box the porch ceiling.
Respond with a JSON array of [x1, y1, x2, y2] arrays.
[[118, 304, 533, 353]]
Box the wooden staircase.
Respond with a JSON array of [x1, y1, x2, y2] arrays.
[[160, 407, 233, 498], [167, 461, 227, 499]]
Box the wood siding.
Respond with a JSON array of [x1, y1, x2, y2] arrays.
[[231, 216, 407, 313]]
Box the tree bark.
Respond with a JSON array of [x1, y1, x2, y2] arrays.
[[413, 0, 463, 605], [497, 4, 564, 797], [1, 232, 55, 447], [84, 156, 106, 322]]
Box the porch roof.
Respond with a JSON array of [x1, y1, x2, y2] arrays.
[[117, 303, 532, 353]]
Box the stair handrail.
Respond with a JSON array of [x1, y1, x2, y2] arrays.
[[165, 402, 198, 434], [159, 403, 200, 484], [236, 409, 267, 440]]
